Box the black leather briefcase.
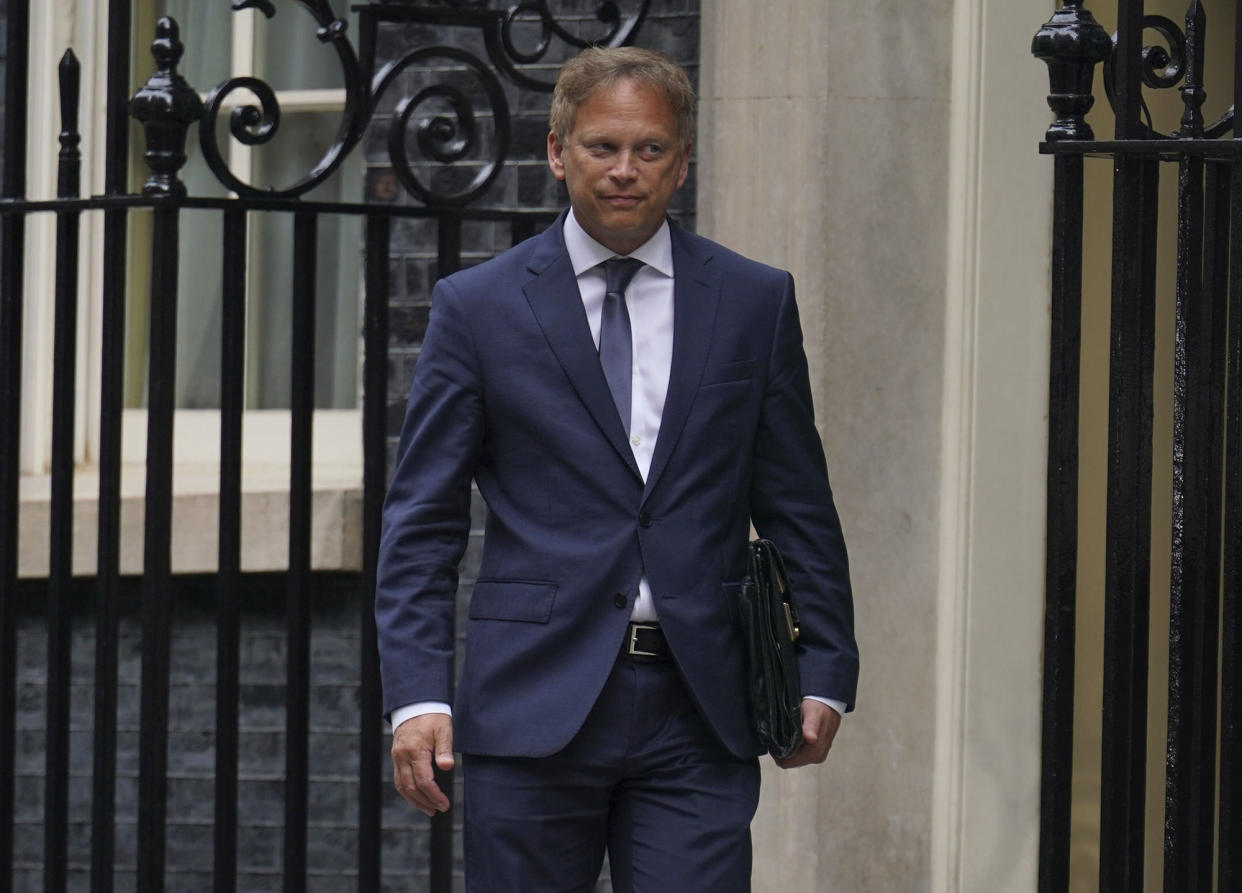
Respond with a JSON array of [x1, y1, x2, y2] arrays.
[[738, 539, 803, 760]]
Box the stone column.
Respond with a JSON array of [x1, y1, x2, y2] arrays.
[[697, 3, 954, 889], [696, 0, 1053, 889]]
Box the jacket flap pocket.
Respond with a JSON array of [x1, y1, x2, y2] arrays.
[[469, 579, 557, 623], [701, 359, 754, 387]]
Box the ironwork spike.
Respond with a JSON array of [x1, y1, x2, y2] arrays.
[[1179, 0, 1207, 137], [57, 49, 81, 199], [1032, 1, 1113, 142], [129, 17, 203, 197]]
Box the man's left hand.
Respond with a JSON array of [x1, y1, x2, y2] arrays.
[[774, 698, 841, 769]]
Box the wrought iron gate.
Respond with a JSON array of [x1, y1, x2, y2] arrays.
[[0, 1, 693, 890], [1034, 2, 1240, 890]]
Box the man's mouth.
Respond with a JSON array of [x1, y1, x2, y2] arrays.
[[602, 195, 641, 207]]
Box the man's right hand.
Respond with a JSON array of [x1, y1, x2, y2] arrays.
[[391, 713, 455, 816]]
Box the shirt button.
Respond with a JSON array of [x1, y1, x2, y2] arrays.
[[631, 435, 641, 446], [613, 593, 628, 609], [638, 511, 653, 528]]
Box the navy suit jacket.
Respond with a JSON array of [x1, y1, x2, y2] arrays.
[[376, 213, 857, 759]]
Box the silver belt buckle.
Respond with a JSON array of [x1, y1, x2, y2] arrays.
[[628, 623, 661, 657]]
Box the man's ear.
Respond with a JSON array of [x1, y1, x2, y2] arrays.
[[676, 141, 692, 188], [547, 131, 566, 181]]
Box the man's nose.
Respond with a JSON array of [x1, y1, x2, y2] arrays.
[[609, 151, 638, 180]]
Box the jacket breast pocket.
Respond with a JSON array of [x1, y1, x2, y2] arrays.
[[700, 359, 754, 388], [469, 579, 557, 623]]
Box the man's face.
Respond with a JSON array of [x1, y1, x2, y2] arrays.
[[547, 78, 690, 256]]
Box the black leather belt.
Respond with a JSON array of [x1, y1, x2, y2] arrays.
[[621, 622, 669, 660]]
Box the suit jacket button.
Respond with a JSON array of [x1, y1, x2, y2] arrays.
[[638, 511, 653, 528], [613, 593, 628, 609]]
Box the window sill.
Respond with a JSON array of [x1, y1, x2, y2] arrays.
[[17, 462, 363, 579]]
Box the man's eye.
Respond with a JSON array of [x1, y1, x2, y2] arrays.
[[639, 145, 664, 159]]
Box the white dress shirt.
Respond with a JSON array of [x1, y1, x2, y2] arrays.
[[391, 211, 843, 729]]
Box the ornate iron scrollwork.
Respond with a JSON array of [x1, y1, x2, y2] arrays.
[[378, 46, 511, 206], [199, 0, 364, 198], [172, 0, 652, 204], [1098, 1, 1234, 140]]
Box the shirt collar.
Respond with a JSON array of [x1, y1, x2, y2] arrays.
[[563, 208, 674, 279]]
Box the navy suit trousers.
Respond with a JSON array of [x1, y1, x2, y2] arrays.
[[463, 654, 760, 893]]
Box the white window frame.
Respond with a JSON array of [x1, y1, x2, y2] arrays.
[[17, 2, 363, 575]]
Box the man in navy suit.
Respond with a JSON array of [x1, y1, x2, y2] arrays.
[[376, 46, 857, 892]]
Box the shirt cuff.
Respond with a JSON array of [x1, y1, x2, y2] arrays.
[[805, 696, 846, 719], [390, 700, 452, 732]]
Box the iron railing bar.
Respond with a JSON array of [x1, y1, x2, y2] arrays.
[[1099, 153, 1159, 893], [359, 213, 390, 893], [90, 203, 127, 893], [136, 203, 181, 893], [429, 216, 464, 893], [1221, 6, 1242, 881], [0, 195, 562, 221], [1113, 0, 1146, 142], [43, 49, 84, 893], [91, 15, 133, 884], [1038, 151, 1084, 893], [1164, 144, 1226, 891], [0, 0, 32, 881], [214, 207, 248, 893], [1221, 151, 1242, 893], [91, 5, 132, 871], [1041, 140, 1242, 157], [284, 212, 318, 893], [104, 0, 131, 194]]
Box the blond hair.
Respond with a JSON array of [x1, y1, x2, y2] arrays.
[[550, 46, 695, 146]]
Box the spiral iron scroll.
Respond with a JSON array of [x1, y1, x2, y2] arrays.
[[193, 0, 652, 202], [200, 0, 363, 198], [1102, 11, 1235, 140], [379, 46, 511, 206]]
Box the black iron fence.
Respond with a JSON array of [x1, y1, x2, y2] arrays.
[[1034, 1, 1240, 890], [0, 1, 695, 890]]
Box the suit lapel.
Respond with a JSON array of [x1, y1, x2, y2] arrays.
[[643, 225, 720, 499], [522, 216, 643, 480]]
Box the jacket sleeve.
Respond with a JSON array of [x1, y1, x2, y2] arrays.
[[748, 273, 859, 710], [375, 276, 485, 717]]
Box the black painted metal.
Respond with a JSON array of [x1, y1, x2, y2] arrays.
[[214, 207, 247, 893], [1223, 4, 1242, 879], [1034, 1, 1242, 889], [208, 1, 649, 203], [136, 197, 180, 893], [1038, 150, 1084, 893], [359, 214, 390, 893], [90, 1, 133, 886], [1164, 7, 1227, 879], [1099, 148, 1159, 893], [1032, 6, 1108, 888], [0, 0, 30, 880], [430, 215, 463, 893], [284, 213, 318, 893], [132, 19, 199, 885], [43, 49, 83, 893]]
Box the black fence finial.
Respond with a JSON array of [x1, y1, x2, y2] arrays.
[[129, 17, 203, 196], [1032, 0, 1113, 142]]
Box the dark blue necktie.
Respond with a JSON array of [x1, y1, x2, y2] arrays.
[[600, 257, 643, 434]]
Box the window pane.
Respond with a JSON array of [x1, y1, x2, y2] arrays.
[[248, 111, 361, 410], [256, 5, 360, 92]]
